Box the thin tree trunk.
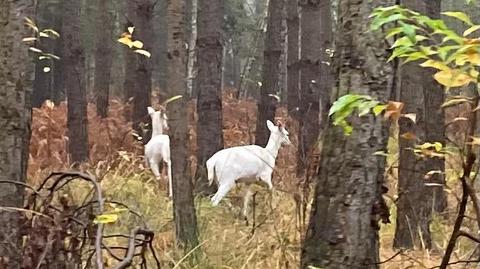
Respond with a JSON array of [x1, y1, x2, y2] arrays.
[[194, 0, 225, 194], [424, 0, 446, 213], [301, 0, 394, 267], [32, 1, 62, 108], [63, 0, 89, 164], [132, 0, 154, 144], [287, 0, 300, 118], [255, 0, 285, 146], [152, 0, 168, 95], [0, 1, 34, 268], [296, 0, 332, 176], [52, 3, 65, 105], [393, 0, 443, 250], [94, 0, 113, 118], [167, 0, 200, 253], [123, 1, 136, 115]]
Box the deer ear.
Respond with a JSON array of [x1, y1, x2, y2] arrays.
[[266, 120, 275, 132], [147, 106, 155, 115]]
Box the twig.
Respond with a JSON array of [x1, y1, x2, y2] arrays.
[[114, 227, 155, 269], [458, 230, 480, 244]]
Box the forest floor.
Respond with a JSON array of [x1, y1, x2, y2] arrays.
[[26, 91, 476, 268]]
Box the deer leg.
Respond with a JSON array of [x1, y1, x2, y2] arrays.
[[211, 181, 235, 206]]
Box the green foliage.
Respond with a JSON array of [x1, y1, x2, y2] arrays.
[[370, 5, 480, 90], [328, 94, 386, 135]]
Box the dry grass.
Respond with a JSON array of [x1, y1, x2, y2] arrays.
[[26, 91, 478, 268]]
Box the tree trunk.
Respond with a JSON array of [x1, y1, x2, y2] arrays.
[[287, 0, 300, 117], [0, 1, 34, 268], [63, 0, 89, 164], [94, 0, 113, 118], [132, 0, 154, 144], [300, 0, 394, 267], [32, 1, 62, 108], [296, 0, 332, 176], [152, 0, 168, 94], [255, 0, 285, 146], [424, 0, 446, 213], [194, 0, 225, 193], [167, 0, 200, 253], [393, 0, 444, 250], [123, 0, 136, 113], [52, 3, 65, 105]]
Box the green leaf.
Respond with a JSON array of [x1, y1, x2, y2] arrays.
[[464, 25, 480, 36], [391, 36, 414, 49], [357, 100, 380, 116], [328, 94, 367, 116], [442, 11, 474, 26], [399, 21, 416, 42], [371, 13, 406, 31], [373, 104, 387, 116], [386, 27, 403, 39], [403, 51, 428, 63], [434, 142, 443, 152], [93, 213, 119, 224], [388, 46, 414, 62]]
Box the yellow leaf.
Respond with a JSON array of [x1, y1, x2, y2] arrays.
[[420, 60, 450, 70], [43, 67, 51, 73], [464, 25, 480, 36], [42, 29, 60, 38], [128, 26, 135, 34], [433, 69, 473, 87], [118, 36, 134, 48], [131, 40, 144, 49], [134, 49, 151, 58], [22, 37, 37, 42], [93, 213, 118, 224], [39, 32, 49, 38], [162, 95, 183, 106]]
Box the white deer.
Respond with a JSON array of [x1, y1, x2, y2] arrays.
[[144, 106, 173, 197], [206, 120, 291, 218]]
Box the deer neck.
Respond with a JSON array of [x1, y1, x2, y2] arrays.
[[265, 135, 281, 159], [151, 119, 164, 137]]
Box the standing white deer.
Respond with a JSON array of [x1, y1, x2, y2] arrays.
[[206, 120, 291, 218], [144, 106, 172, 197]]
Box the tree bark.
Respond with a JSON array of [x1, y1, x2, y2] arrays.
[[63, 0, 89, 164], [123, 0, 136, 112], [296, 0, 332, 176], [152, 0, 168, 94], [0, 1, 34, 268], [255, 0, 285, 146], [194, 0, 225, 193], [424, 0, 446, 213], [167, 0, 200, 253], [32, 1, 63, 107], [52, 2, 65, 105], [287, 0, 300, 117], [132, 0, 154, 144], [94, 0, 113, 118], [301, 0, 394, 267], [393, 0, 444, 250]]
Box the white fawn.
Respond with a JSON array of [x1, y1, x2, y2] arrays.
[[144, 106, 172, 197]]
